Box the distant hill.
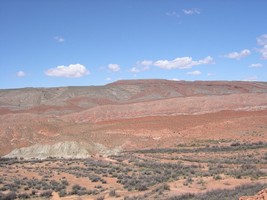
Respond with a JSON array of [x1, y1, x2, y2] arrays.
[[0, 80, 267, 158], [1, 80, 266, 115]]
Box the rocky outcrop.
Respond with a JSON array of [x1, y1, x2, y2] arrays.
[[4, 141, 121, 159], [239, 188, 267, 200]]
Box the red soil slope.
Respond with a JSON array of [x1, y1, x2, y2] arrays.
[[0, 80, 266, 156]]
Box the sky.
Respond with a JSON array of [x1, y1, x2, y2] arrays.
[[0, 0, 267, 89]]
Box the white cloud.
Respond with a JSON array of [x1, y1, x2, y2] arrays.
[[183, 8, 200, 15], [45, 64, 89, 78], [130, 60, 152, 73], [54, 36, 65, 43], [105, 77, 112, 81], [258, 45, 267, 59], [140, 60, 153, 66], [108, 64, 120, 72], [223, 49, 251, 60], [249, 63, 263, 68], [171, 78, 180, 81], [130, 67, 141, 73], [187, 70, 201, 75], [130, 56, 213, 73], [16, 71, 26, 77], [197, 56, 214, 65], [256, 34, 267, 59], [153, 56, 213, 69], [166, 11, 180, 18], [207, 73, 213, 76], [257, 34, 267, 46]]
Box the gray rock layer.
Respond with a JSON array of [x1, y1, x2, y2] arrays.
[[4, 141, 121, 159]]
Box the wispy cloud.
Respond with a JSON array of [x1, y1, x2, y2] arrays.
[[45, 64, 89, 78], [249, 63, 263, 68], [153, 56, 213, 69], [130, 60, 152, 73], [139, 60, 153, 66], [130, 67, 140, 73], [187, 70, 201, 75], [259, 46, 267, 59], [257, 34, 267, 46], [108, 64, 120, 72], [183, 8, 201, 15], [257, 34, 267, 59], [166, 11, 180, 18], [54, 36, 65, 43], [16, 71, 26, 77], [166, 8, 200, 21], [223, 49, 251, 60]]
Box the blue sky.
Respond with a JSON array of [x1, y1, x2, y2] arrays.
[[0, 0, 267, 89]]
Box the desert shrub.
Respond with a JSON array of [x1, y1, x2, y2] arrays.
[[71, 184, 87, 196], [230, 142, 240, 146], [90, 189, 99, 195], [183, 176, 193, 186], [89, 174, 101, 182], [72, 184, 82, 191], [134, 142, 267, 154], [61, 180, 69, 186], [96, 196, 104, 200], [109, 189, 116, 197], [24, 187, 29, 191], [59, 189, 67, 197], [35, 185, 41, 190], [0, 186, 7, 192], [1, 191, 17, 200], [168, 193, 195, 200], [95, 185, 102, 189], [49, 180, 65, 192], [71, 186, 79, 195], [12, 179, 21, 186], [153, 183, 170, 194], [226, 164, 264, 179], [31, 190, 37, 195], [196, 178, 205, 185], [18, 193, 30, 199], [213, 175, 222, 180], [77, 190, 87, 196], [136, 184, 148, 191], [101, 179, 107, 184], [123, 195, 146, 200], [40, 190, 52, 198], [167, 183, 267, 200], [161, 183, 170, 190], [0, 192, 4, 199]]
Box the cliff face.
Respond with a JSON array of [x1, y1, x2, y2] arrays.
[[1, 80, 267, 158]]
